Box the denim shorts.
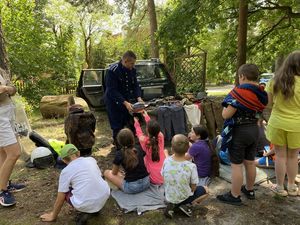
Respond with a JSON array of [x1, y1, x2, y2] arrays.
[[122, 176, 150, 194]]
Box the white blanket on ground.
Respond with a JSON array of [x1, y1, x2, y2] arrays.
[[111, 184, 166, 215], [219, 164, 276, 185]]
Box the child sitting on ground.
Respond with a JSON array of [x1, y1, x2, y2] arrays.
[[104, 128, 150, 194], [162, 134, 208, 218], [186, 125, 220, 186], [40, 144, 110, 224], [134, 110, 166, 185]]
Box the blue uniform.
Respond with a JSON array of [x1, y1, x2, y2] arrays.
[[104, 61, 141, 140]]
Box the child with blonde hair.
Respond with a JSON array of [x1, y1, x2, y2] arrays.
[[162, 134, 208, 218]]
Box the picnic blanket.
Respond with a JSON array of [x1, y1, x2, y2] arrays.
[[219, 163, 276, 185], [111, 184, 166, 215]]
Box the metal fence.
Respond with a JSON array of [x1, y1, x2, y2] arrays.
[[14, 79, 77, 95]]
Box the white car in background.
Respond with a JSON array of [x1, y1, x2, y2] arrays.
[[259, 73, 274, 87]]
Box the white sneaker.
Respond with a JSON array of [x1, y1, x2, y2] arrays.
[[287, 184, 299, 196], [271, 185, 288, 197], [295, 174, 300, 183]]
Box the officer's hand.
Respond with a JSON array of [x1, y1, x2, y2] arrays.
[[124, 101, 133, 112]]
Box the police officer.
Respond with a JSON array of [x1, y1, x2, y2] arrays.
[[104, 51, 143, 146]]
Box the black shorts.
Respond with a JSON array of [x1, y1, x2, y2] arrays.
[[229, 124, 259, 164]]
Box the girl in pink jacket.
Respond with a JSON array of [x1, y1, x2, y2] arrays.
[[134, 111, 166, 185]]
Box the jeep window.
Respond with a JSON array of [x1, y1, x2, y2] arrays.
[[83, 70, 102, 86], [136, 64, 168, 81]]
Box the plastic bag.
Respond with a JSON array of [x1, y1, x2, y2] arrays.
[[11, 95, 31, 137]]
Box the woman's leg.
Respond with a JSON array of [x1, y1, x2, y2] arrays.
[[0, 148, 7, 167], [286, 148, 300, 186], [274, 145, 287, 188], [0, 143, 21, 190], [103, 170, 124, 190]]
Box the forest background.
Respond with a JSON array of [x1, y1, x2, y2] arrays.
[[0, 0, 299, 110]]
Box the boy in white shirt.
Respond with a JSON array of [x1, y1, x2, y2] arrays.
[[40, 144, 110, 224]]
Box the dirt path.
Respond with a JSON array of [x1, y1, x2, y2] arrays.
[[1, 111, 299, 225]]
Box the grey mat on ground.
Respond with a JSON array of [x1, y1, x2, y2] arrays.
[[219, 164, 276, 185], [111, 184, 166, 214]]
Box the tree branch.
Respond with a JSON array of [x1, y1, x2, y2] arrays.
[[248, 15, 287, 50], [129, 0, 136, 20], [133, 9, 147, 33], [250, 1, 300, 18]]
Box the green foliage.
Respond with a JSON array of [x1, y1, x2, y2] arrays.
[[159, 0, 300, 85], [12, 94, 34, 117], [0, 0, 80, 108]]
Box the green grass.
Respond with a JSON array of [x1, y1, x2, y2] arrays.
[[207, 91, 228, 97]]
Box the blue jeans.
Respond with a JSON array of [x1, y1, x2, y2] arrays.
[[122, 176, 150, 194], [176, 186, 207, 206]]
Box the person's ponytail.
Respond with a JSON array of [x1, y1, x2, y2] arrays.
[[207, 139, 220, 177], [150, 136, 159, 162], [122, 146, 138, 170], [117, 128, 138, 170], [146, 120, 161, 162]]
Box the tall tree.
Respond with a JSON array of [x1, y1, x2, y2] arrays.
[[147, 0, 159, 58], [236, 0, 248, 84]]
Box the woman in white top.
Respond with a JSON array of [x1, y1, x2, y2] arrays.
[[0, 69, 22, 206]]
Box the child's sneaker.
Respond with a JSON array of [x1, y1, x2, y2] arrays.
[[270, 185, 288, 197], [241, 185, 255, 200], [178, 204, 192, 217], [164, 203, 175, 219], [0, 190, 16, 207], [217, 192, 242, 206], [75, 212, 91, 225], [287, 184, 299, 196], [7, 180, 26, 192]]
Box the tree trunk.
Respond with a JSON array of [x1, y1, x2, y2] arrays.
[[0, 16, 10, 80], [235, 0, 248, 85], [147, 0, 159, 58]]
